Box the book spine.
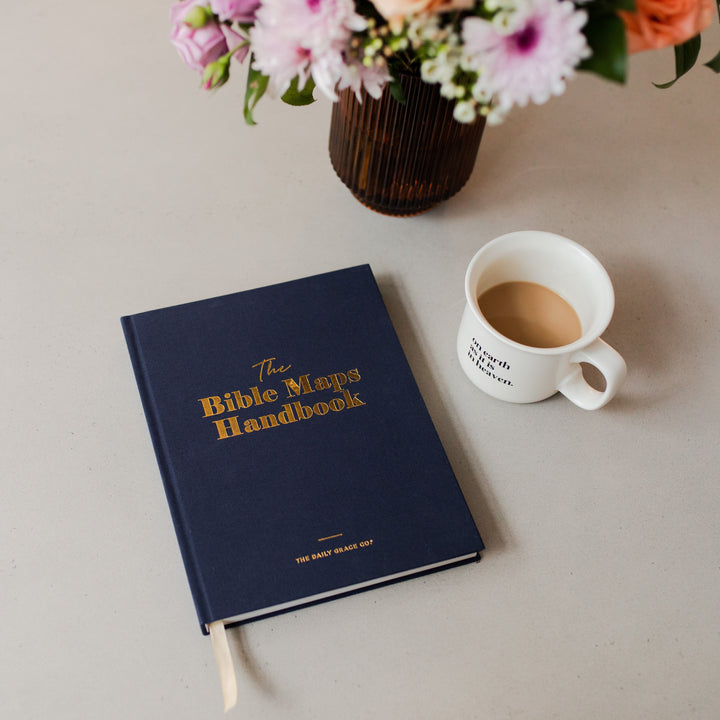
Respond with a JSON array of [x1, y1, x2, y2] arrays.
[[121, 316, 211, 631]]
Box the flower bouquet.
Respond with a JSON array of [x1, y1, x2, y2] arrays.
[[170, 0, 719, 125]]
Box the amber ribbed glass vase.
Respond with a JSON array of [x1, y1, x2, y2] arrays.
[[328, 73, 486, 216]]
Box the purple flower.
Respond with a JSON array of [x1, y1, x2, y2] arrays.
[[209, 0, 260, 23], [170, 0, 229, 73]]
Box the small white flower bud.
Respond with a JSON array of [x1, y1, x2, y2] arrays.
[[453, 101, 477, 124]]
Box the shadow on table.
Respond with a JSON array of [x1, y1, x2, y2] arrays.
[[376, 274, 508, 557], [598, 253, 711, 412]]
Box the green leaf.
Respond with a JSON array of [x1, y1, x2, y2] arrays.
[[355, 0, 385, 24], [281, 77, 316, 107], [388, 77, 406, 104], [654, 35, 701, 88], [582, 0, 634, 12], [579, 12, 628, 84], [244, 62, 269, 126], [605, 0, 635, 11], [704, 48, 720, 73]]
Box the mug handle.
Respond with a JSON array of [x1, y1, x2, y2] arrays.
[[557, 339, 627, 410]]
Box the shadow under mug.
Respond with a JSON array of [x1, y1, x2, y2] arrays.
[[457, 231, 627, 410]]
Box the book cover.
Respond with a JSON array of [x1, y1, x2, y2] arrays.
[[122, 265, 483, 635]]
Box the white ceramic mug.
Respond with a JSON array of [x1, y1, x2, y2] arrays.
[[457, 231, 627, 410]]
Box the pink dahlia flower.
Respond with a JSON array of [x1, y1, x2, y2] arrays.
[[337, 61, 393, 101], [209, 0, 260, 23], [251, 0, 369, 100], [463, 0, 591, 113]]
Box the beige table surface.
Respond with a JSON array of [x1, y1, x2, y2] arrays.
[[2, 4, 719, 719]]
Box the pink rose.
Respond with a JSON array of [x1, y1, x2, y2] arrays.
[[620, 0, 715, 54], [170, 0, 229, 73], [370, 0, 475, 30], [219, 23, 251, 64], [209, 0, 261, 23]]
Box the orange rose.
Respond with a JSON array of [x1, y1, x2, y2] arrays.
[[370, 0, 475, 31], [620, 0, 715, 54]]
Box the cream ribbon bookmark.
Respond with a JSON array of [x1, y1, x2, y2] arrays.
[[208, 621, 238, 712]]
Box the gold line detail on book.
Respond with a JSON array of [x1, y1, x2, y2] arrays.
[[318, 534, 343, 542]]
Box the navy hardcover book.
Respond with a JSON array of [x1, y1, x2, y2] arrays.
[[122, 265, 483, 634]]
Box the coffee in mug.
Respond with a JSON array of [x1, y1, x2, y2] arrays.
[[478, 281, 582, 348], [457, 231, 626, 409]]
